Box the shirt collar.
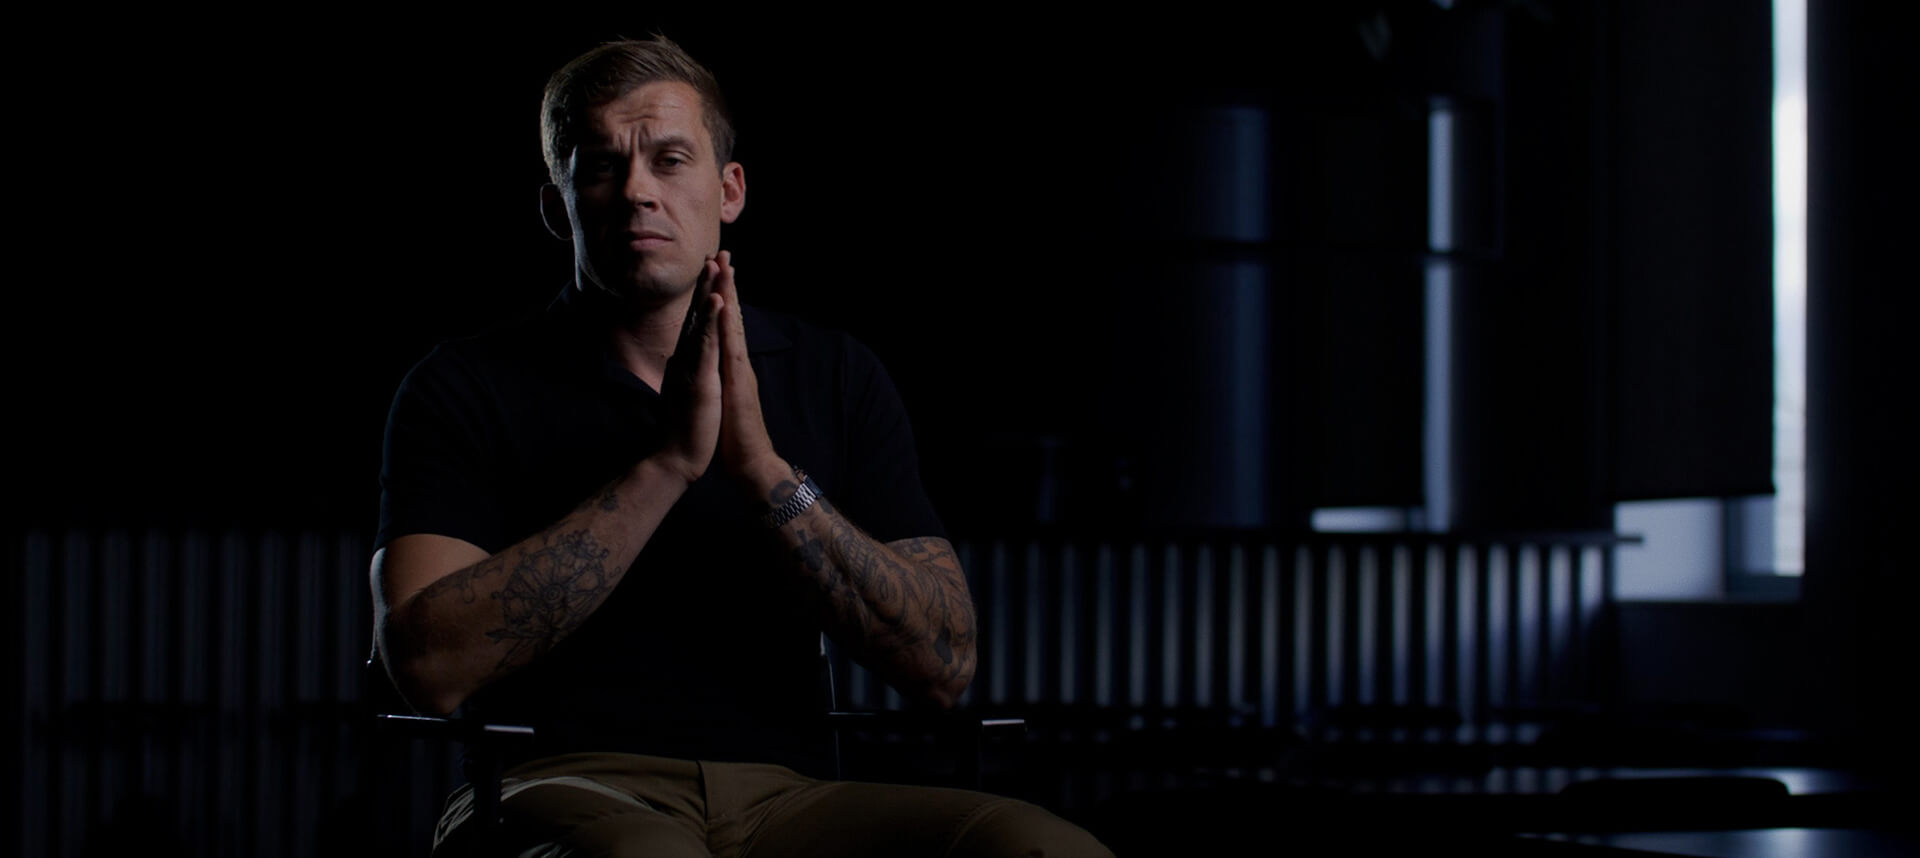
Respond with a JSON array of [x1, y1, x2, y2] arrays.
[[546, 283, 793, 358]]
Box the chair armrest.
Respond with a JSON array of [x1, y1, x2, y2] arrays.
[[823, 710, 1025, 789], [374, 713, 538, 743], [373, 712, 538, 847], [824, 710, 1025, 738]]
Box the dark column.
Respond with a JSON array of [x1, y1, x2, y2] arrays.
[[1803, 0, 1920, 771], [1435, 5, 1614, 532], [1112, 104, 1280, 530]]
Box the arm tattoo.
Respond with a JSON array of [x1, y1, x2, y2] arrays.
[[416, 525, 616, 680], [767, 480, 799, 503], [485, 527, 613, 657], [792, 497, 976, 691], [591, 482, 620, 512], [792, 531, 827, 573], [890, 536, 973, 671]]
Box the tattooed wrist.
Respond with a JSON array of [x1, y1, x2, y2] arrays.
[[767, 479, 798, 505], [763, 470, 820, 529]]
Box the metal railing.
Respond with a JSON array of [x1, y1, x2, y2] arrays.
[[16, 525, 1634, 856]]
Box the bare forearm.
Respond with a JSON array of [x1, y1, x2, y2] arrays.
[[378, 458, 689, 714], [772, 483, 978, 707]]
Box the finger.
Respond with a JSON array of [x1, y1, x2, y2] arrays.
[[717, 252, 743, 331], [697, 293, 725, 383], [716, 252, 751, 370], [671, 259, 723, 377]]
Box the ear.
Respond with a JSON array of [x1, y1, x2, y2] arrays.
[[719, 162, 746, 224], [539, 183, 572, 241]]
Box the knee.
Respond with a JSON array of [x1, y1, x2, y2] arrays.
[[948, 799, 1114, 858]]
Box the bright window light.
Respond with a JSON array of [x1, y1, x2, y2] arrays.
[[1773, 0, 1806, 575]]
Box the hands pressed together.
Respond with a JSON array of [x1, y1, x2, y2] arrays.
[[657, 250, 788, 495]]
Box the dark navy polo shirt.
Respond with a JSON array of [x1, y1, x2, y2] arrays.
[[376, 284, 946, 774]]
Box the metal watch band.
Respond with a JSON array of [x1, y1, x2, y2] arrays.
[[763, 470, 821, 529]]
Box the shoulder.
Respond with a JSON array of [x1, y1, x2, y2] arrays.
[[742, 304, 884, 371], [397, 310, 570, 394]]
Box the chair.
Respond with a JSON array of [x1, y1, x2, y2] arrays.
[[366, 634, 1024, 854], [364, 649, 536, 855], [817, 634, 1027, 790]]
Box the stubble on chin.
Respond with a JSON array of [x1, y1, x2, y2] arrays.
[[581, 259, 698, 312]]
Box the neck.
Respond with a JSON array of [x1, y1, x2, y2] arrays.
[[583, 280, 695, 392]]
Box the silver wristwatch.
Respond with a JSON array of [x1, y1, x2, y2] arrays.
[[762, 469, 822, 528]]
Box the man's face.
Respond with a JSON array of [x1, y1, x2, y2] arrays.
[[562, 80, 745, 305]]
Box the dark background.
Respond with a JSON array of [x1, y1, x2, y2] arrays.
[[14, 5, 1615, 532], [19, 9, 1359, 530], [10, 1, 1918, 854]]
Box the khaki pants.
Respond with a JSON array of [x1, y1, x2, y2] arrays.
[[432, 752, 1113, 858]]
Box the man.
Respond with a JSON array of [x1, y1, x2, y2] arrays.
[[371, 36, 1110, 857]]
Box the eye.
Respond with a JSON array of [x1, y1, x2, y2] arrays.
[[656, 154, 688, 170], [574, 154, 621, 182]]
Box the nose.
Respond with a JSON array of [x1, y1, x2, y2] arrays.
[[624, 163, 661, 210]]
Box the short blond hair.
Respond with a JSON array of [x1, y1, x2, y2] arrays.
[[540, 35, 735, 184]]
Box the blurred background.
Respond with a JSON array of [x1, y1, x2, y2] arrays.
[[10, 1, 1914, 854]]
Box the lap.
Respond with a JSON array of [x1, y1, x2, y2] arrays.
[[433, 757, 709, 858], [434, 753, 1111, 858], [734, 775, 1112, 858]]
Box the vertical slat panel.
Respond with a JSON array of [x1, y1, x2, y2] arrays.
[[1226, 544, 1248, 716], [1359, 548, 1374, 710], [59, 530, 92, 858], [1454, 544, 1476, 728], [1292, 544, 1312, 725], [1534, 542, 1551, 707], [1529, 542, 1550, 709], [1158, 543, 1182, 709], [292, 532, 327, 858], [254, 532, 287, 858], [137, 531, 170, 805], [23, 530, 52, 858], [1423, 545, 1444, 711], [1391, 544, 1412, 709], [1315, 544, 1334, 721], [213, 531, 247, 854], [1093, 543, 1115, 708], [1326, 544, 1347, 711], [333, 530, 367, 801], [1596, 544, 1614, 695], [1258, 546, 1282, 727], [987, 540, 1010, 707], [1513, 543, 1533, 713], [1483, 544, 1506, 729], [176, 530, 209, 851], [1512, 543, 1536, 708], [1546, 545, 1572, 704], [1024, 541, 1046, 705], [98, 531, 131, 819], [1126, 544, 1149, 709], [1192, 543, 1214, 708], [1579, 545, 1606, 700], [1058, 542, 1080, 705]]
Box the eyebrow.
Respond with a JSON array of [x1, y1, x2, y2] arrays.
[[577, 134, 703, 157], [645, 134, 701, 154]]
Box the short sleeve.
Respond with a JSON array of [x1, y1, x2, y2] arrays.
[[832, 338, 947, 544], [375, 345, 510, 554]]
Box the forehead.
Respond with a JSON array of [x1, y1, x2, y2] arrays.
[[582, 80, 711, 152]]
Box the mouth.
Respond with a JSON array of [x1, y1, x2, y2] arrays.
[[626, 229, 672, 251]]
